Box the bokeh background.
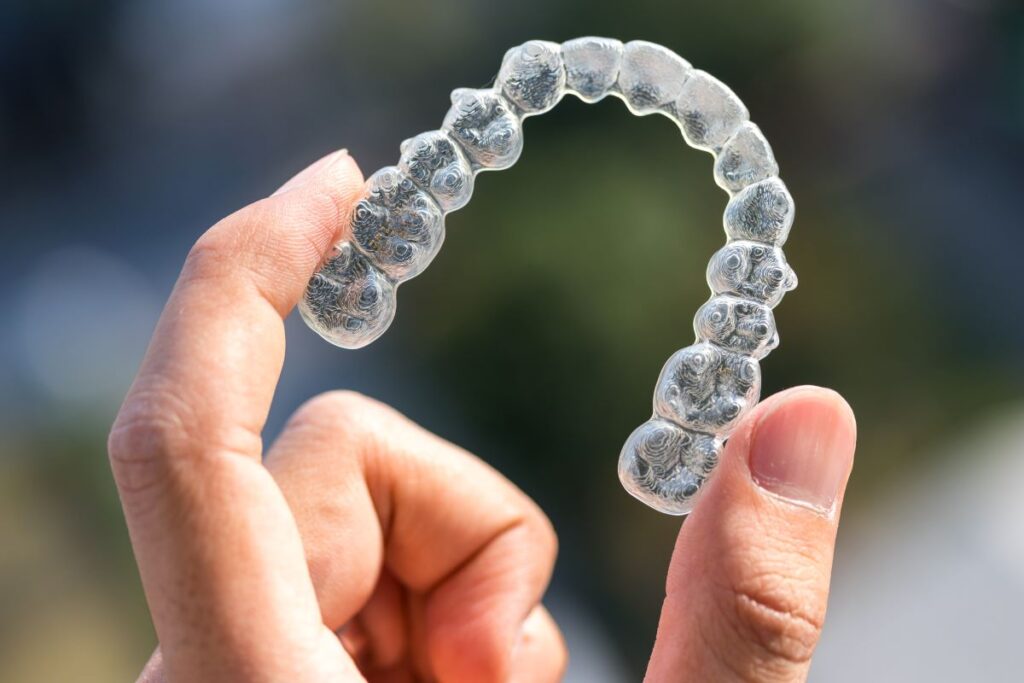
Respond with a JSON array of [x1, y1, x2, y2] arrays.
[[2, 0, 1023, 680]]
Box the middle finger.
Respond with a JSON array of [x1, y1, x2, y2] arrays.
[[264, 390, 562, 683]]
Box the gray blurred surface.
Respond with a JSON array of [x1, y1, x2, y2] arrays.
[[814, 408, 1024, 682]]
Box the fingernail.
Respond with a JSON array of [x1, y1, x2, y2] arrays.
[[749, 391, 855, 513], [273, 148, 349, 196]]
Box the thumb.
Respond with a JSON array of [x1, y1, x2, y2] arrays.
[[645, 386, 856, 683]]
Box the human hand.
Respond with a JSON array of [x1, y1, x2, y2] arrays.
[[109, 150, 855, 682]]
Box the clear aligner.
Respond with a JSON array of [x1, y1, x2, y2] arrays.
[[300, 38, 798, 515]]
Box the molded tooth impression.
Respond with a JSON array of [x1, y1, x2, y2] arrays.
[[724, 177, 794, 245], [615, 40, 691, 114], [443, 88, 523, 169], [695, 295, 778, 359], [399, 131, 475, 212], [497, 40, 566, 114], [654, 343, 761, 435], [300, 38, 798, 516], [673, 70, 749, 151], [618, 419, 722, 515], [562, 37, 623, 102], [714, 122, 778, 192], [707, 241, 797, 307], [299, 242, 396, 349], [351, 167, 444, 282]]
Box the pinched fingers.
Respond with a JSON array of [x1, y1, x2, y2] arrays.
[[646, 387, 856, 683]]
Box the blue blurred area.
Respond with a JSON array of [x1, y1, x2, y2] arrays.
[[1, 0, 1022, 680]]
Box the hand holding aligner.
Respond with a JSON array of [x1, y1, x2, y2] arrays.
[[298, 38, 797, 515]]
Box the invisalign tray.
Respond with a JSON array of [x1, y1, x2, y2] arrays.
[[299, 38, 797, 515]]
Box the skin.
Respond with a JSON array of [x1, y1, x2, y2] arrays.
[[109, 150, 857, 682]]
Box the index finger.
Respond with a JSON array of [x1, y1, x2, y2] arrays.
[[109, 151, 366, 680], [124, 150, 362, 452]]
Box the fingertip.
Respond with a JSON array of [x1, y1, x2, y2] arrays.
[[425, 521, 555, 683], [242, 151, 366, 312], [273, 148, 359, 196], [428, 620, 513, 683], [746, 387, 856, 515], [312, 149, 365, 203], [769, 385, 856, 431], [752, 385, 851, 421], [426, 584, 526, 682], [286, 150, 365, 270], [648, 386, 857, 681], [266, 147, 365, 250], [687, 386, 857, 521], [429, 606, 565, 683]]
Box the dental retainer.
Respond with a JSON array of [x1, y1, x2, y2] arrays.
[[300, 38, 797, 516]]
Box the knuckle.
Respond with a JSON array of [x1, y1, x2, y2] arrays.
[[311, 388, 376, 413], [108, 385, 260, 504], [290, 390, 382, 432], [723, 567, 826, 669], [108, 391, 193, 500], [283, 390, 409, 459]]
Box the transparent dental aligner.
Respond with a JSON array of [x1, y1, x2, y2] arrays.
[[561, 37, 623, 102], [653, 342, 762, 435], [615, 40, 691, 115], [714, 122, 778, 192], [442, 89, 524, 169], [399, 130, 475, 212], [497, 40, 566, 114], [618, 418, 722, 515], [707, 240, 797, 306], [299, 242, 396, 349], [724, 177, 794, 245], [694, 295, 778, 359], [673, 70, 749, 151], [299, 37, 798, 516], [350, 167, 445, 282]]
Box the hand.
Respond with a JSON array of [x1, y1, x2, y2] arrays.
[[109, 150, 855, 683]]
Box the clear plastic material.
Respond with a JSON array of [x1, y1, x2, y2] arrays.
[[694, 295, 778, 359], [398, 131, 475, 212], [653, 343, 762, 435], [497, 40, 566, 114], [616, 41, 691, 115], [299, 38, 797, 515], [350, 167, 445, 282], [674, 70, 749, 151], [298, 242, 396, 349], [714, 122, 778, 192], [561, 37, 623, 103], [442, 89, 523, 169], [707, 241, 797, 306]]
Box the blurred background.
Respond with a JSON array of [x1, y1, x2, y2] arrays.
[[1, 0, 1023, 680]]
